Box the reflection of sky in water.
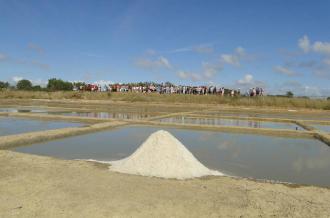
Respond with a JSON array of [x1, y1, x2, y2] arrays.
[[0, 117, 83, 136], [159, 116, 302, 130], [48, 111, 156, 119], [312, 125, 330, 132], [197, 111, 330, 121], [0, 107, 48, 113], [14, 126, 330, 187]]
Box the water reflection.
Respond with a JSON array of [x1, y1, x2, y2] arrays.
[[312, 125, 330, 132], [0, 117, 83, 136], [49, 111, 156, 119], [14, 126, 330, 187], [159, 116, 302, 130], [0, 108, 48, 113], [198, 111, 330, 121]]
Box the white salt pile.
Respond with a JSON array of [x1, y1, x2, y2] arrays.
[[108, 130, 223, 179]]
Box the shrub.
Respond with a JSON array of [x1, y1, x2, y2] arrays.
[[16, 79, 32, 90]]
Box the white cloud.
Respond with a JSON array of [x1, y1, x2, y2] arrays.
[[237, 74, 254, 85], [313, 41, 330, 55], [220, 47, 247, 67], [298, 35, 330, 55], [32, 79, 47, 87], [193, 44, 214, 54], [158, 56, 171, 68], [235, 74, 266, 90], [221, 54, 240, 66], [93, 80, 114, 85], [323, 58, 330, 66], [298, 35, 310, 53], [273, 66, 300, 76], [201, 62, 222, 79], [135, 56, 172, 71], [31, 60, 50, 70], [11, 76, 47, 87], [177, 62, 222, 82], [169, 43, 214, 54], [177, 71, 201, 81], [145, 49, 157, 55], [0, 53, 8, 61], [277, 81, 330, 97], [27, 43, 44, 54], [12, 76, 24, 83]]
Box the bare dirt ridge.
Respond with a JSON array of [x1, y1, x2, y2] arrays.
[[1, 150, 330, 218]]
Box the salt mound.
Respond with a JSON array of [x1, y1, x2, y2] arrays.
[[109, 130, 223, 179]]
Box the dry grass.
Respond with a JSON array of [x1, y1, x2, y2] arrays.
[[1, 90, 329, 110]]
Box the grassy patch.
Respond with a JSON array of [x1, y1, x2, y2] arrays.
[[0, 90, 329, 110]]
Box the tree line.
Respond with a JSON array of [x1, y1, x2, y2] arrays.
[[0, 78, 74, 91], [0, 79, 174, 92]]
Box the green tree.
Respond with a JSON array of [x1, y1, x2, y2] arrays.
[[286, 91, 294, 98], [0, 81, 9, 89], [47, 78, 73, 91], [16, 79, 33, 90], [32, 85, 43, 91]]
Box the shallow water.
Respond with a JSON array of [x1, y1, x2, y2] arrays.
[[159, 116, 303, 130], [0, 117, 84, 136], [14, 126, 330, 187], [197, 111, 330, 121], [312, 125, 330, 132], [0, 107, 48, 113], [47, 111, 160, 119]]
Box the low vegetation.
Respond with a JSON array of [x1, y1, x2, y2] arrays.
[[0, 90, 329, 110]]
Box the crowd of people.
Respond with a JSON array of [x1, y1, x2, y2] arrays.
[[75, 83, 264, 97]]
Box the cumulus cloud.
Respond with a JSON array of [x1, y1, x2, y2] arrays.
[[145, 49, 157, 55], [193, 44, 214, 54], [177, 71, 202, 81], [0, 53, 8, 61], [273, 66, 300, 76], [220, 47, 248, 67], [135, 56, 172, 71], [93, 80, 114, 85], [323, 58, 330, 66], [221, 54, 240, 66], [298, 35, 330, 55], [170, 43, 214, 54], [202, 62, 223, 79], [27, 43, 44, 54], [11, 76, 47, 87], [177, 62, 222, 82], [277, 81, 330, 97], [298, 35, 310, 53], [30, 60, 50, 70], [237, 74, 254, 85], [12, 76, 24, 83], [313, 41, 330, 55], [235, 74, 266, 89]]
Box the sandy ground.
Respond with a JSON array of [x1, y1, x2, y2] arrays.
[[1, 150, 330, 218]]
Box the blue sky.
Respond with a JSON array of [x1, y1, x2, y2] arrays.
[[1, 0, 330, 96]]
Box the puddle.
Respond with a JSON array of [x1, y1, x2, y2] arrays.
[[0, 117, 84, 136], [14, 126, 330, 187], [312, 125, 330, 132], [158, 116, 303, 130]]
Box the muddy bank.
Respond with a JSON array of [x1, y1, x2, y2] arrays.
[[0, 150, 329, 218]]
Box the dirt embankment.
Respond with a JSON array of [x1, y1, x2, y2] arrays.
[[1, 150, 329, 218]]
